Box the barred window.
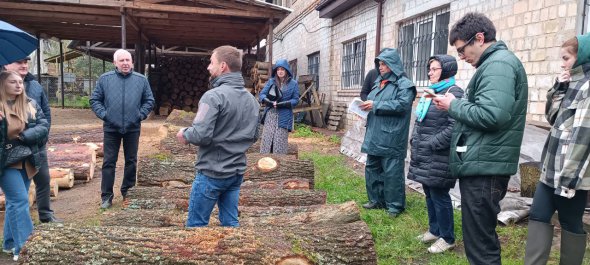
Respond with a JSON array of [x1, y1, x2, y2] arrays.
[[265, 0, 291, 7], [341, 36, 366, 90], [308, 52, 320, 88], [398, 8, 450, 87], [289, 59, 298, 78]]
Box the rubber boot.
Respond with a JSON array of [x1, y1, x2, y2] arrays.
[[559, 229, 587, 265], [524, 220, 554, 265]]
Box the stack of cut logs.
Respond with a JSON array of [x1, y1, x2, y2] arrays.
[[157, 57, 210, 116], [251, 61, 271, 95], [20, 120, 378, 264], [0, 130, 102, 211]]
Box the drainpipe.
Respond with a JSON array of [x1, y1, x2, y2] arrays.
[[583, 0, 589, 33], [375, 0, 386, 56]]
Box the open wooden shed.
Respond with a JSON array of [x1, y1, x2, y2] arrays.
[[1, 0, 290, 110], [0, 0, 290, 59]]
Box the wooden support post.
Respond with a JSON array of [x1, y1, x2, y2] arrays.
[[59, 40, 65, 109], [36, 33, 41, 82], [87, 41, 92, 95], [121, 7, 126, 49], [267, 19, 273, 64]]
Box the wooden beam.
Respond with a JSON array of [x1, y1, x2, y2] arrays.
[[124, 1, 280, 19], [0, 2, 119, 16], [0, 10, 120, 25], [126, 14, 150, 42]]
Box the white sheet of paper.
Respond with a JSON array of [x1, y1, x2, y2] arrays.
[[347, 97, 369, 119]]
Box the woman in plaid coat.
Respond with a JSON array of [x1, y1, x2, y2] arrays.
[[524, 34, 590, 265]]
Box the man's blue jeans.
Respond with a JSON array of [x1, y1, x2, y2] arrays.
[[186, 172, 243, 227], [0, 168, 33, 254], [424, 185, 455, 244]]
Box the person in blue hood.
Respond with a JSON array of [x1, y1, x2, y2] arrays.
[[259, 59, 299, 154], [524, 34, 590, 265], [359, 48, 416, 218]]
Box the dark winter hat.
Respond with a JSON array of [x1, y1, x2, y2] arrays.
[[428, 54, 457, 81]]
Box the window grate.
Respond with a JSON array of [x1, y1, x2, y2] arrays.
[[308, 52, 320, 89], [341, 36, 366, 90], [398, 8, 450, 87]]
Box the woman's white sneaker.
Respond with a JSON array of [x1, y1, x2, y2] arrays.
[[12, 255, 18, 261], [427, 238, 455, 253], [416, 231, 439, 243]]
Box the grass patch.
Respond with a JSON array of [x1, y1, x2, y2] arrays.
[[49, 95, 91, 108], [292, 124, 323, 138], [301, 150, 529, 265]]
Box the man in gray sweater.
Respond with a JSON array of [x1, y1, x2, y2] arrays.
[[177, 45, 259, 227]]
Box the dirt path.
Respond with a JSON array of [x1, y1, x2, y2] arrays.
[[0, 108, 166, 263]]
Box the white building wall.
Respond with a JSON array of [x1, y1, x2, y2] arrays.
[[272, 0, 581, 129]]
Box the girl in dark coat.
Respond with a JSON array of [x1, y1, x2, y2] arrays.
[[259, 59, 299, 154], [0, 71, 49, 261], [407, 55, 464, 254]]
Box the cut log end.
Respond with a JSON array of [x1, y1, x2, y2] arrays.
[[276, 255, 314, 265], [256, 157, 278, 173]]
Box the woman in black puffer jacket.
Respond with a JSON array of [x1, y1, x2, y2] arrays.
[[407, 55, 464, 254]]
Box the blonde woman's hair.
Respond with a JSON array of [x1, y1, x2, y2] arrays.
[[0, 71, 35, 123]]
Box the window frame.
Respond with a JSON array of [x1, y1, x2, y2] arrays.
[[398, 8, 450, 87], [307, 52, 320, 89], [341, 36, 367, 90]]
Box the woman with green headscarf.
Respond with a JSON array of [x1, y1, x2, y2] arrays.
[[524, 34, 590, 265]]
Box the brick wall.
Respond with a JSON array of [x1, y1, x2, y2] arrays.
[[272, 0, 580, 129]]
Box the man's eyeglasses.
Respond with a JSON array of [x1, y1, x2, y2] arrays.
[[456, 33, 479, 56]]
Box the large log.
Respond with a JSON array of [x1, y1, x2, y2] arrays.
[[137, 155, 195, 187], [49, 179, 58, 198], [21, 222, 376, 264], [520, 161, 541, 198], [165, 109, 196, 127], [48, 128, 103, 144], [49, 168, 75, 189], [125, 186, 326, 210], [158, 124, 198, 155], [102, 201, 360, 228], [137, 154, 313, 188], [241, 178, 310, 190], [245, 154, 315, 189], [47, 144, 96, 181]]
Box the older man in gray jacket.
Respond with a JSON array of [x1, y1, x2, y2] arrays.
[[90, 49, 154, 209], [177, 45, 259, 227]]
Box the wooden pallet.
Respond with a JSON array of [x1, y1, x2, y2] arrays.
[[326, 103, 347, 131]]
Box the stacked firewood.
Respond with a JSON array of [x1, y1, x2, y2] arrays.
[[0, 142, 98, 209], [20, 123, 378, 264], [251, 61, 271, 95], [157, 57, 210, 116]]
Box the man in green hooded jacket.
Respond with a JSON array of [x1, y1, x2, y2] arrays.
[[360, 48, 416, 218], [433, 13, 528, 265]]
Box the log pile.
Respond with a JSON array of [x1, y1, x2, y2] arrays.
[[47, 143, 98, 183], [156, 57, 210, 116], [22, 221, 376, 265], [136, 153, 313, 188], [22, 124, 378, 264], [48, 128, 103, 145], [251, 61, 271, 95]]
